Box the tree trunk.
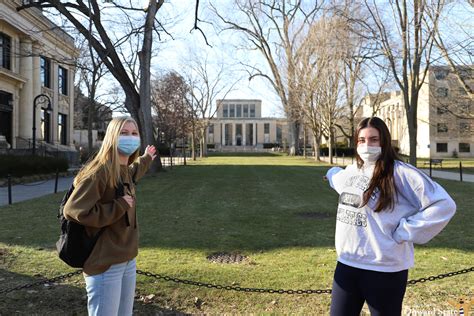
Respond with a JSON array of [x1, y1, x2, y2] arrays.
[[138, 0, 162, 172], [407, 107, 417, 165], [87, 99, 94, 152], [191, 128, 196, 161]]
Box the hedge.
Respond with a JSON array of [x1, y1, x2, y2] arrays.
[[319, 147, 355, 156], [0, 155, 69, 178]]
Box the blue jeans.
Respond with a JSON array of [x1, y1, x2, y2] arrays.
[[84, 258, 136, 316]]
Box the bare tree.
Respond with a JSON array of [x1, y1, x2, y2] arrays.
[[213, 0, 322, 155], [184, 56, 238, 158], [18, 0, 207, 171], [151, 71, 192, 154], [363, 0, 445, 164]]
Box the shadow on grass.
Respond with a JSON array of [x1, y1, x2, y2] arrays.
[[0, 269, 189, 315], [0, 164, 472, 253]]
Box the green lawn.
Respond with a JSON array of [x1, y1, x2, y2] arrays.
[[0, 155, 473, 314]]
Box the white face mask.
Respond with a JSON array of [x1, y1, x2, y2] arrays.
[[357, 145, 382, 164]]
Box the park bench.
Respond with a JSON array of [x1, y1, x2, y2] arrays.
[[424, 158, 443, 168]]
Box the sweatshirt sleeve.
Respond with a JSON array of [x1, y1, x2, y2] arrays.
[[393, 168, 456, 245], [63, 171, 130, 228], [129, 154, 153, 183], [325, 166, 349, 194]]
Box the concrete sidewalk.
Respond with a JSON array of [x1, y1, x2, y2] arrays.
[[0, 176, 74, 207], [419, 169, 474, 183]]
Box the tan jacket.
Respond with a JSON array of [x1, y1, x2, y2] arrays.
[[64, 155, 152, 275]]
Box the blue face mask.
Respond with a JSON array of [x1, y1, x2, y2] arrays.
[[117, 136, 140, 156]]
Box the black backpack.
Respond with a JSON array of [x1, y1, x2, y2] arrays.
[[56, 182, 125, 268]]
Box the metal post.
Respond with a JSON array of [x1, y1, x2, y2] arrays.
[[54, 169, 59, 193], [429, 159, 432, 178], [7, 174, 12, 205], [460, 161, 463, 182], [183, 137, 187, 166]]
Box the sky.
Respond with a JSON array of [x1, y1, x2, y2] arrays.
[[147, 1, 285, 118], [70, 0, 473, 118]]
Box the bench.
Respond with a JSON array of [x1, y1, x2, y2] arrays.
[[424, 159, 443, 168]]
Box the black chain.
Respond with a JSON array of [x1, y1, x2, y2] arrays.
[[136, 270, 332, 294], [2, 267, 473, 296], [0, 270, 82, 295], [406, 266, 474, 285]]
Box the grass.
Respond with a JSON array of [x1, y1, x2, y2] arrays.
[[0, 155, 473, 314]]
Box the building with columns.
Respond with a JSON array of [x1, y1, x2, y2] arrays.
[[0, 0, 77, 160], [207, 99, 289, 151], [361, 65, 473, 158]]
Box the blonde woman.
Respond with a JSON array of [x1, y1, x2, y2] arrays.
[[64, 116, 156, 315]]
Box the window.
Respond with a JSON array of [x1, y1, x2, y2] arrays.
[[437, 123, 448, 133], [436, 143, 448, 152], [229, 104, 235, 117], [58, 66, 68, 95], [276, 126, 282, 144], [58, 113, 67, 145], [0, 33, 11, 70], [460, 122, 471, 134], [236, 104, 242, 118], [223, 104, 228, 117], [434, 69, 448, 80], [459, 69, 472, 80], [41, 109, 51, 143], [436, 87, 448, 97], [458, 88, 468, 95], [437, 105, 448, 115], [264, 123, 270, 134], [246, 123, 253, 146], [460, 103, 471, 115], [208, 124, 214, 134], [459, 143, 470, 153], [236, 124, 242, 146], [243, 104, 249, 117], [250, 104, 255, 117], [40, 56, 51, 88]]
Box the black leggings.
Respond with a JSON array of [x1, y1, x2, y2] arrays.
[[330, 262, 408, 316]]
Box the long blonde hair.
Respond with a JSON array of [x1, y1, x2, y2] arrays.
[[74, 117, 140, 188]]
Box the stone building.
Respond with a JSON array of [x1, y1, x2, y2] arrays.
[[207, 99, 288, 152], [362, 65, 473, 158], [0, 0, 77, 160]]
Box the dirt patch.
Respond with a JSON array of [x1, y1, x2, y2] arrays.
[[206, 252, 248, 264]]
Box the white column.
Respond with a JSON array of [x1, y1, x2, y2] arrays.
[[232, 123, 236, 146], [222, 123, 225, 146], [18, 39, 34, 139], [242, 123, 246, 146], [253, 122, 257, 146]]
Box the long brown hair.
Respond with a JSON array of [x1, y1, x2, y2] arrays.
[[356, 117, 400, 212], [74, 117, 140, 188]]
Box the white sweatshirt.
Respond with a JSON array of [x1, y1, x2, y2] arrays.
[[326, 160, 456, 272]]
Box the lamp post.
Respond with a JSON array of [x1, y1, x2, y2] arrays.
[[32, 94, 52, 156]]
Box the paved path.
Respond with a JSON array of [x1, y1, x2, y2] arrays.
[[419, 169, 474, 183], [0, 176, 74, 206]]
